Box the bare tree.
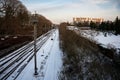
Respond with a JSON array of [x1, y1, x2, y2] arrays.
[[17, 4, 29, 28], [0, 0, 22, 17], [0, 0, 29, 35]]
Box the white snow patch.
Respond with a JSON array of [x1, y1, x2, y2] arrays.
[[80, 30, 120, 54], [15, 29, 63, 80]]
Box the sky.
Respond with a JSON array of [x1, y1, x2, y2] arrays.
[[20, 0, 120, 24]]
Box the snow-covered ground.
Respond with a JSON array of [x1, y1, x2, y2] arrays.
[[7, 29, 63, 80], [80, 30, 120, 54]]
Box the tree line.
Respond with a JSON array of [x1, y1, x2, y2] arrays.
[[90, 16, 120, 35], [0, 0, 52, 36], [73, 16, 120, 35]]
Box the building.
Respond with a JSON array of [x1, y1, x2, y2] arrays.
[[73, 17, 104, 23]]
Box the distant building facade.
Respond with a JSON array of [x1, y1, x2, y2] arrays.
[[73, 17, 104, 23]]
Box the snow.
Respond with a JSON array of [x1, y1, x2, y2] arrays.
[[14, 29, 63, 80], [67, 26, 78, 30], [80, 30, 120, 54], [67, 26, 74, 30], [95, 34, 120, 49], [67, 26, 120, 50]]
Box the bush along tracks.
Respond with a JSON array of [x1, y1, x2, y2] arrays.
[[58, 23, 120, 80]]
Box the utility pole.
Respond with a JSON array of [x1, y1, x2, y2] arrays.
[[32, 11, 38, 75]]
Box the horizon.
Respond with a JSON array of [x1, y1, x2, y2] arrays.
[[21, 0, 120, 24]]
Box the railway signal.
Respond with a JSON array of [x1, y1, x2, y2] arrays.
[[31, 11, 38, 75]]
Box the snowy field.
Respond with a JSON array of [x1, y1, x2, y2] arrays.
[[7, 29, 63, 80], [80, 30, 120, 54]]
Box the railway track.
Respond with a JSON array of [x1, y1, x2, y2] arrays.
[[0, 29, 55, 80], [0, 29, 52, 63]]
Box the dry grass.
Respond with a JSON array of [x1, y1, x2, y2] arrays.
[[58, 23, 120, 80]]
